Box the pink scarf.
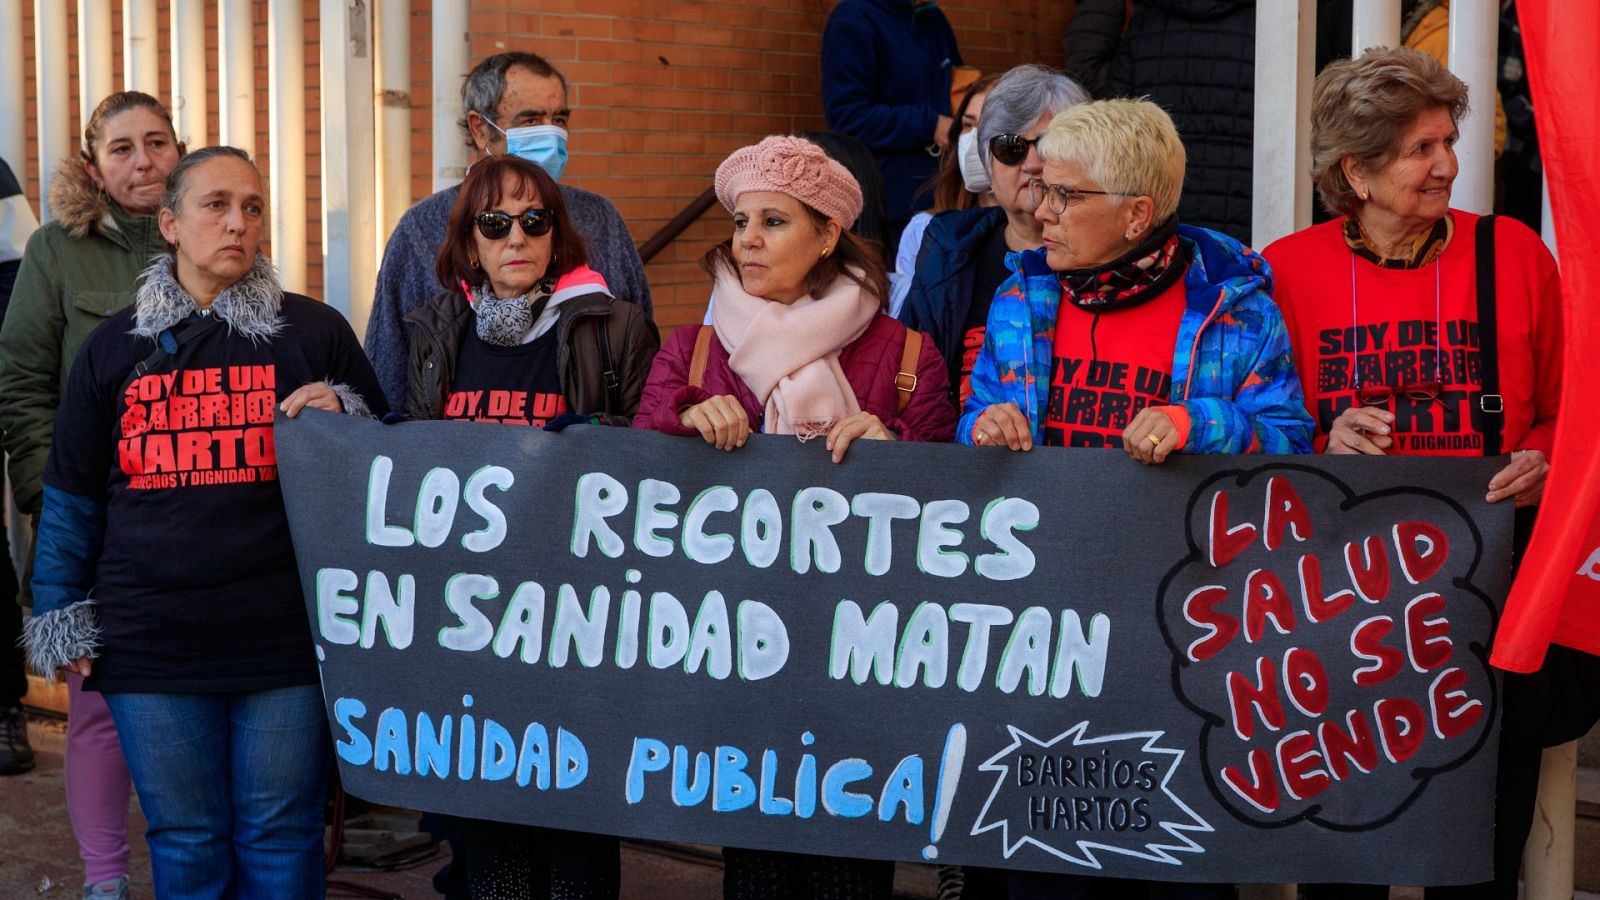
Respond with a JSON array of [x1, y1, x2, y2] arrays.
[[710, 268, 879, 438]]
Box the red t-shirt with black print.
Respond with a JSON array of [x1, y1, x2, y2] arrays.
[[1264, 211, 1560, 458], [1043, 279, 1187, 449]]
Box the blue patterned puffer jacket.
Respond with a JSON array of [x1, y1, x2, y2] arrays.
[[958, 224, 1314, 455]]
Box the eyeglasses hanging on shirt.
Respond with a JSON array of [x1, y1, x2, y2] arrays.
[[1349, 253, 1446, 411]]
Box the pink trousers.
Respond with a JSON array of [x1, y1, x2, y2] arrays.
[[65, 673, 132, 884]]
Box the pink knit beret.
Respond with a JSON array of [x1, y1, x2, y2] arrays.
[[714, 135, 864, 227]]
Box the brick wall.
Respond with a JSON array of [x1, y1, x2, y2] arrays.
[[15, 1, 1071, 333]]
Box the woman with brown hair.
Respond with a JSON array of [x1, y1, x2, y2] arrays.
[[0, 90, 186, 900], [24, 145, 385, 900], [401, 154, 657, 429], [401, 153, 657, 900], [887, 71, 1002, 316], [635, 135, 953, 462], [635, 139, 953, 896]]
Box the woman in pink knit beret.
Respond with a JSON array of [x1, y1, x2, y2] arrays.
[[635, 135, 954, 468], [633, 135, 953, 898]]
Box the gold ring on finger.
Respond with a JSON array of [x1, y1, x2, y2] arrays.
[[1147, 434, 1162, 447]]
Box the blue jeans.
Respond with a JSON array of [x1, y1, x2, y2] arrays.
[[104, 685, 330, 900]]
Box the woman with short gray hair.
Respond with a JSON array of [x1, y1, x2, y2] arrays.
[[899, 64, 1090, 410]]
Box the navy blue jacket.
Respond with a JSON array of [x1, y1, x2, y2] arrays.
[[822, 0, 961, 222], [896, 205, 1006, 398]]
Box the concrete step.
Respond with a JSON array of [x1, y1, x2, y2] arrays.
[[1579, 754, 1599, 894]]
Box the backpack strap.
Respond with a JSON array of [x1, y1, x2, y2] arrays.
[[592, 317, 621, 416], [688, 325, 714, 390], [1474, 214, 1503, 457], [895, 329, 922, 414], [116, 312, 223, 404]]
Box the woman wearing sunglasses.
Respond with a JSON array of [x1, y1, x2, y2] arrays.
[[399, 154, 656, 899], [402, 154, 657, 429], [1263, 48, 1571, 900], [899, 65, 1090, 411]]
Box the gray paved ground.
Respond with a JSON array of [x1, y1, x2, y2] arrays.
[[0, 716, 727, 899], [0, 715, 944, 899], [13, 716, 1593, 900]]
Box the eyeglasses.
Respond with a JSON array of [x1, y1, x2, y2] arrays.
[[988, 133, 1042, 166], [1355, 382, 1442, 407], [473, 209, 554, 240], [1026, 178, 1125, 215]]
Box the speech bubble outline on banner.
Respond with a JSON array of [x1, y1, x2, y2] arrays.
[[970, 722, 1213, 869], [1154, 464, 1500, 832]]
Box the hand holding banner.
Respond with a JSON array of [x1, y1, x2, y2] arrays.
[[276, 412, 1511, 884]]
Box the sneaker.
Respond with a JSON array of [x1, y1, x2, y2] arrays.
[[83, 876, 131, 899], [0, 704, 34, 775]]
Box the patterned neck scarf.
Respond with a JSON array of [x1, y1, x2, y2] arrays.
[[472, 278, 554, 347], [1342, 215, 1453, 269], [1057, 217, 1188, 310]]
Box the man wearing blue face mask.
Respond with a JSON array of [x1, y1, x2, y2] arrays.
[[366, 51, 652, 412]]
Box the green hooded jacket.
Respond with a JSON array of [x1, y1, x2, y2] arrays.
[[0, 158, 168, 515]]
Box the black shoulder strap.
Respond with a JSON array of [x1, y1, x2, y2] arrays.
[[1474, 214, 1503, 457], [593, 314, 621, 416], [116, 312, 223, 404]]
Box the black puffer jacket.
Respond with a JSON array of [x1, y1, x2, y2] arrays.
[[1107, 0, 1256, 244], [403, 291, 658, 425]]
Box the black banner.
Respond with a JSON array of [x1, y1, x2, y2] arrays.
[[276, 411, 1511, 884]]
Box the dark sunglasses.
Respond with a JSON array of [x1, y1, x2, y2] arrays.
[[474, 209, 554, 240], [988, 133, 1041, 166], [1356, 382, 1442, 407]]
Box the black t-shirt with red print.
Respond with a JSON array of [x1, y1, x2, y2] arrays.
[[46, 295, 386, 693], [444, 329, 568, 427]]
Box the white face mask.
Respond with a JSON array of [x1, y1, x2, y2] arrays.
[[958, 130, 991, 194]]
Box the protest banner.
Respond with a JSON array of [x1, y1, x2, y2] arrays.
[[276, 411, 1512, 883]]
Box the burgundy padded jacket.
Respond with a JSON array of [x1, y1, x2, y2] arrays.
[[633, 314, 956, 444]]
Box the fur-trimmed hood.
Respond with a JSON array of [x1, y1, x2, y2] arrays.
[[46, 155, 123, 240], [134, 252, 286, 341]]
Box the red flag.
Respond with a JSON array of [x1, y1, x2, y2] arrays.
[[1491, 1, 1600, 672]]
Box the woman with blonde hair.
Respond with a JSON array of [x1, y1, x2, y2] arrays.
[[963, 95, 1311, 900], [963, 98, 1310, 462]]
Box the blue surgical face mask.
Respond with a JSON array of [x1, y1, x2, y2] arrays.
[[486, 119, 569, 182]]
